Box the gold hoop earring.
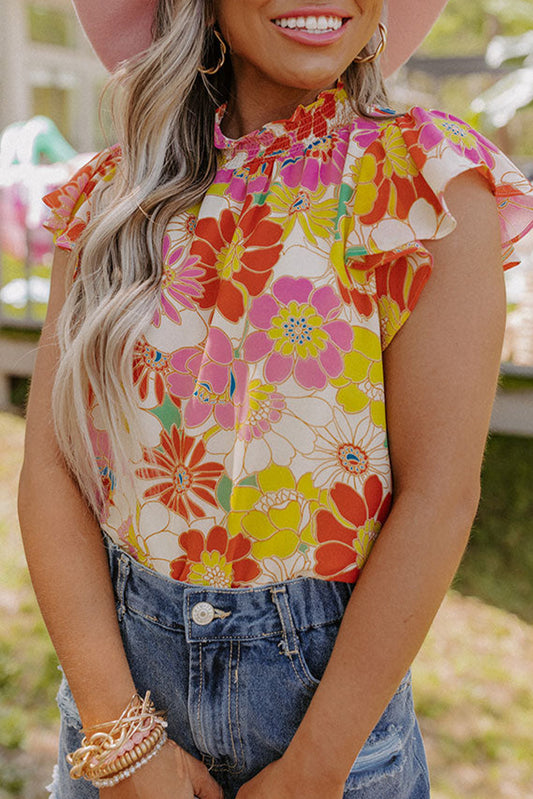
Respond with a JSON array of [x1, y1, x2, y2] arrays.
[[353, 22, 388, 64], [199, 29, 227, 75]]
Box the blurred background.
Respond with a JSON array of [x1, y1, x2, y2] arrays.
[[0, 1, 532, 797]]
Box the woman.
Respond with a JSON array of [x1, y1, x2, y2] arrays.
[[18, 1, 533, 798]]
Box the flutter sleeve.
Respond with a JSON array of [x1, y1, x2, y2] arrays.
[[343, 107, 533, 349], [42, 145, 121, 251]]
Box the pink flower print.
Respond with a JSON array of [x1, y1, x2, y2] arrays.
[[215, 164, 271, 202], [280, 129, 350, 191], [153, 236, 205, 327], [350, 118, 383, 150], [244, 276, 353, 390], [414, 109, 498, 170], [88, 420, 116, 522], [168, 329, 248, 430]]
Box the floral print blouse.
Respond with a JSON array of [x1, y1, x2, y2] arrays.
[[43, 85, 533, 588]]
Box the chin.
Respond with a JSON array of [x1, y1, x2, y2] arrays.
[[274, 64, 346, 92]]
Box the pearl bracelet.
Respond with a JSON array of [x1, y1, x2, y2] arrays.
[[91, 730, 168, 787]]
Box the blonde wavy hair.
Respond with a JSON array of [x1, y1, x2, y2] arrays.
[[53, 0, 390, 516]]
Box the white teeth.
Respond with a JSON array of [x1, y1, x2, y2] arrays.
[[274, 15, 344, 32]]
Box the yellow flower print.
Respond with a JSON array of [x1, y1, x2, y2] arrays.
[[378, 295, 411, 349], [268, 183, 337, 245], [115, 504, 154, 568], [227, 465, 327, 561], [351, 154, 379, 217], [269, 299, 329, 360], [352, 520, 378, 568], [189, 550, 233, 587], [331, 327, 386, 428], [382, 126, 418, 180], [236, 380, 286, 442], [433, 118, 479, 151]]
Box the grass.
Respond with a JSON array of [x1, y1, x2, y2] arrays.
[[412, 592, 533, 798], [0, 414, 60, 798], [1, 412, 533, 797], [499, 374, 533, 391]]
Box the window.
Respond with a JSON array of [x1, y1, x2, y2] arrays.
[[28, 5, 72, 47], [32, 86, 72, 144]]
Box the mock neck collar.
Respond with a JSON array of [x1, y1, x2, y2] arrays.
[[214, 83, 355, 160]]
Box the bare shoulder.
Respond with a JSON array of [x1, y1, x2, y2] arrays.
[[383, 169, 506, 498], [43, 247, 72, 331], [25, 246, 72, 438], [422, 168, 501, 274]]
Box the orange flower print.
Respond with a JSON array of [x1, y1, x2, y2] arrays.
[[133, 337, 174, 406], [314, 476, 392, 582], [191, 195, 284, 322], [136, 426, 224, 522], [43, 146, 120, 249], [358, 137, 439, 226], [375, 253, 432, 348], [285, 89, 337, 140], [170, 526, 261, 587]]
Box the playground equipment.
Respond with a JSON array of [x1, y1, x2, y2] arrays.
[[0, 116, 86, 326]]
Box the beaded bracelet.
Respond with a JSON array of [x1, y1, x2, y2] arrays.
[[91, 728, 168, 788], [67, 691, 168, 786]]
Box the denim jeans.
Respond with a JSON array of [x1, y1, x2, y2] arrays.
[[49, 536, 430, 798]]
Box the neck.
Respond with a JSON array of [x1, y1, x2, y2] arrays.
[[221, 64, 336, 139]]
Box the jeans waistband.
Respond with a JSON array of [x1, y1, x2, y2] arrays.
[[105, 535, 354, 643]]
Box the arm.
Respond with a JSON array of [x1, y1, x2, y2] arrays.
[[18, 248, 137, 726], [18, 248, 222, 799], [237, 169, 506, 797]]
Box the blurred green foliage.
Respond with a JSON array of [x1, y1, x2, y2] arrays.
[[421, 0, 533, 55], [455, 433, 533, 622]]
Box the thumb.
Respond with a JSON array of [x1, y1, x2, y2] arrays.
[[171, 743, 224, 799]]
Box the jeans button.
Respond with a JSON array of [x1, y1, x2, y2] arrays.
[[191, 601, 215, 626]]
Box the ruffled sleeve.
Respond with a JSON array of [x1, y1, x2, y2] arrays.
[[343, 107, 533, 349], [42, 145, 121, 251]]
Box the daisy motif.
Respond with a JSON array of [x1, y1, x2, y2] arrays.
[[152, 235, 205, 327], [309, 408, 390, 491]]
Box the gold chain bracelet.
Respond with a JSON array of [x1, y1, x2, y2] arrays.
[[67, 691, 168, 786]]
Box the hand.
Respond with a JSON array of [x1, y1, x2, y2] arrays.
[[235, 754, 344, 799], [99, 739, 224, 799]]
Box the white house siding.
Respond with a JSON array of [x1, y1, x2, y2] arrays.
[[1, 0, 106, 152]]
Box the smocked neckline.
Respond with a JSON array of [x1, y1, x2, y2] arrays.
[[214, 83, 356, 159]]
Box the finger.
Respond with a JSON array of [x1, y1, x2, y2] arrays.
[[172, 746, 224, 799], [190, 767, 224, 799]]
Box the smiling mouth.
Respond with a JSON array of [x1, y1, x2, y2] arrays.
[[272, 15, 349, 33]]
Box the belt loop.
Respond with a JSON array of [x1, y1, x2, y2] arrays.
[[115, 553, 130, 621], [270, 586, 299, 656]]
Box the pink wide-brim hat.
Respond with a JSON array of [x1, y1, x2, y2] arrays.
[[73, 0, 448, 77]]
